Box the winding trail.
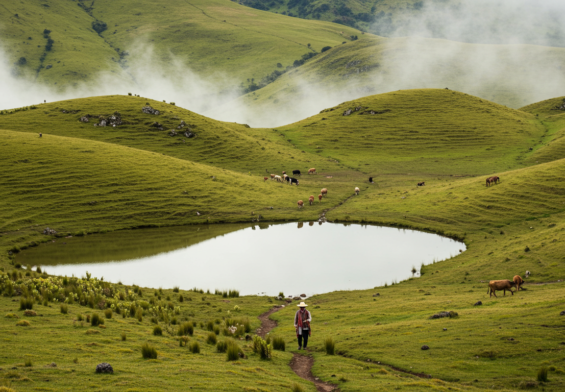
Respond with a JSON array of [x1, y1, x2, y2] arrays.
[[257, 307, 339, 392]]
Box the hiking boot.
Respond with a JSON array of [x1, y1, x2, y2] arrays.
[[298, 346, 301, 350]]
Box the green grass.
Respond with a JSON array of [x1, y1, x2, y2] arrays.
[[1, 0, 363, 88], [1, 90, 565, 390]]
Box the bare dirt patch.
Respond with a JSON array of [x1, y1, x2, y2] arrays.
[[289, 354, 339, 392]]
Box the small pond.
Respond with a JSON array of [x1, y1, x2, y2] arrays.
[[17, 222, 465, 296]]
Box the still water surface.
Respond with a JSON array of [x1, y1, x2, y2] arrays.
[[17, 223, 465, 296]]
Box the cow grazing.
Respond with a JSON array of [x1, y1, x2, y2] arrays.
[[292, 170, 301, 176], [284, 176, 290, 183], [297, 200, 304, 209], [321, 188, 328, 197], [274, 175, 282, 182], [308, 168, 316, 174], [270, 174, 275, 180], [492, 176, 500, 184], [354, 187, 360, 195], [309, 195, 315, 205], [513, 275, 524, 291], [417, 182, 425, 186], [318, 194, 323, 202], [525, 270, 531, 278], [283, 174, 288, 181], [39, 133, 43, 138], [264, 177, 268, 181], [289, 178, 299, 186], [487, 280, 516, 297], [369, 177, 374, 183]]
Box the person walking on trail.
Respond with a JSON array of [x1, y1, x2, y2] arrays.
[[294, 301, 311, 350]]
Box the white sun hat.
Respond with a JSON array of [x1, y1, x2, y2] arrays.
[[297, 302, 308, 307]]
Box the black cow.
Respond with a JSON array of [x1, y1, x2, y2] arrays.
[[289, 178, 299, 186], [284, 176, 290, 183], [369, 177, 373, 183], [292, 170, 301, 176]]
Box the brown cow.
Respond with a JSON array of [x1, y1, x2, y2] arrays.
[[513, 275, 524, 291], [264, 177, 268, 181], [297, 200, 304, 209], [318, 194, 323, 202], [270, 174, 275, 180], [309, 195, 315, 205], [308, 168, 316, 174], [487, 280, 516, 297], [321, 188, 328, 197]]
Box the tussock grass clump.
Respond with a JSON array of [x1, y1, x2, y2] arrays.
[[206, 332, 217, 345], [141, 343, 157, 359], [206, 320, 214, 331], [226, 341, 240, 361], [173, 286, 179, 293], [324, 337, 335, 355], [24, 359, 32, 367], [91, 313, 104, 327], [189, 341, 200, 354], [104, 308, 112, 319], [216, 340, 228, 353], [121, 333, 126, 341], [252, 336, 272, 359], [60, 304, 68, 314], [178, 321, 194, 336], [16, 320, 30, 327], [272, 336, 286, 351], [537, 367, 548, 382], [179, 336, 189, 347], [291, 383, 305, 392], [136, 309, 143, 322], [19, 297, 33, 310], [153, 325, 163, 336]]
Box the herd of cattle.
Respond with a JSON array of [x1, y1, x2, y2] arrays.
[[487, 273, 529, 297]]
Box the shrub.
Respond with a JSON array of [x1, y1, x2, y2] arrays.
[[226, 341, 240, 361], [206, 320, 214, 331], [136, 309, 143, 322], [252, 336, 271, 359], [77, 314, 84, 321], [91, 313, 104, 327], [272, 336, 285, 351], [321, 46, 332, 53], [173, 286, 179, 293], [324, 337, 335, 355], [216, 340, 228, 353], [291, 383, 305, 392], [153, 326, 163, 336], [178, 322, 194, 336], [537, 367, 548, 382], [24, 358, 32, 367], [207, 332, 217, 345], [16, 320, 30, 327], [104, 308, 112, 319], [213, 326, 220, 335], [141, 343, 157, 359], [92, 20, 108, 34], [19, 297, 33, 310], [35, 266, 42, 273], [23, 310, 36, 316], [60, 304, 68, 314], [121, 333, 126, 341], [179, 295, 184, 302], [189, 341, 200, 354]]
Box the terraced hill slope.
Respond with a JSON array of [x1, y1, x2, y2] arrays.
[[1, 0, 363, 88], [276, 89, 544, 176], [226, 36, 565, 126]]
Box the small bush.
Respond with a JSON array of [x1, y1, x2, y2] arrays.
[[86, 314, 91, 323], [227, 341, 240, 361], [121, 333, 126, 341], [178, 322, 194, 336], [272, 336, 285, 351], [173, 286, 179, 293], [549, 365, 556, 371], [24, 359, 32, 367], [16, 320, 30, 327], [207, 332, 217, 345], [104, 308, 112, 319], [216, 340, 228, 353], [77, 314, 84, 321], [252, 336, 271, 360], [324, 337, 335, 355], [19, 297, 33, 310], [73, 357, 78, 364], [91, 313, 104, 327], [537, 367, 548, 382], [141, 343, 157, 359], [179, 295, 184, 302], [153, 325, 163, 336], [136, 309, 143, 322], [206, 320, 214, 331], [189, 341, 200, 354], [291, 383, 305, 392], [60, 304, 68, 314]]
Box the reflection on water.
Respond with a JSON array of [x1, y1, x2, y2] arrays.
[[17, 223, 465, 296]]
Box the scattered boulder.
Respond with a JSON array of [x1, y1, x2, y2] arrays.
[[95, 363, 113, 374], [285, 298, 292, 303], [80, 116, 89, 123], [142, 106, 160, 115], [430, 311, 458, 319], [443, 328, 447, 331], [43, 227, 57, 235], [372, 293, 380, 297], [343, 109, 353, 116], [169, 130, 178, 137], [560, 311, 565, 316], [184, 131, 195, 138], [421, 345, 430, 350], [474, 301, 483, 306]]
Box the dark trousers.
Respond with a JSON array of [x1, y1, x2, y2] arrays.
[[298, 329, 309, 348]]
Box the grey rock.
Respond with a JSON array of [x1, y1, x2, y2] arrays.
[[560, 310, 565, 316], [95, 362, 113, 374], [43, 227, 57, 235], [142, 106, 160, 115], [421, 345, 430, 350], [80, 116, 89, 123], [343, 109, 353, 116], [184, 131, 195, 138], [169, 130, 177, 137]]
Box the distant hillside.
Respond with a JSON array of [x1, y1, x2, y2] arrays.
[[277, 89, 544, 176], [1, 0, 363, 89]]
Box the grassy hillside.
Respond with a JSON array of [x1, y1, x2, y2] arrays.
[[228, 35, 565, 125], [277, 89, 544, 176], [1, 0, 363, 88]]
